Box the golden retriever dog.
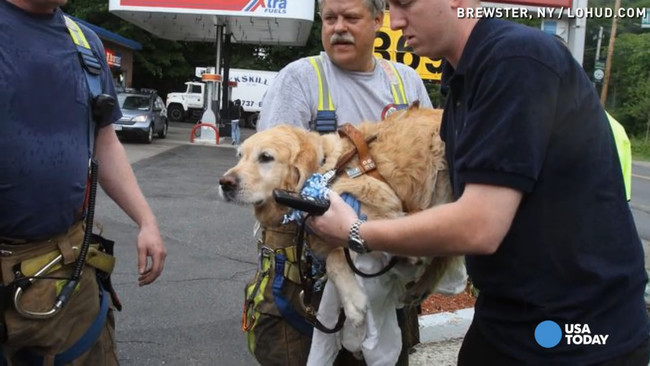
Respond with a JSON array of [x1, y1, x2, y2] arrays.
[[219, 104, 463, 334]]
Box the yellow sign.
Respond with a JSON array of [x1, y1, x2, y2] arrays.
[[374, 11, 442, 81]]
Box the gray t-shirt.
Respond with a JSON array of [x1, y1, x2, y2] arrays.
[[258, 52, 432, 131]]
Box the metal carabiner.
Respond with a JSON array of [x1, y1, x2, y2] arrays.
[[13, 253, 65, 319], [241, 299, 256, 332], [298, 290, 315, 316], [258, 246, 274, 271]]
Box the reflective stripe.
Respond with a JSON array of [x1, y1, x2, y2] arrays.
[[309, 56, 409, 113], [245, 266, 270, 354], [62, 15, 103, 158], [280, 245, 298, 263], [63, 16, 90, 49], [308, 56, 409, 131], [606, 112, 631, 201], [244, 245, 302, 353], [308, 57, 335, 111], [380, 59, 408, 105]]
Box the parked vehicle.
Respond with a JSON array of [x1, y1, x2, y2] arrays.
[[115, 89, 168, 143], [165, 82, 204, 122], [229, 68, 278, 128], [167, 68, 278, 127]]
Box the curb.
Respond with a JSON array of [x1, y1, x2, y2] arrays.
[[418, 307, 473, 343]]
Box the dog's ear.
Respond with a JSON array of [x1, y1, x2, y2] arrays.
[[408, 100, 421, 110], [290, 130, 323, 190]]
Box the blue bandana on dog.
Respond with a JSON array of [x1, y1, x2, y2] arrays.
[[282, 173, 331, 225]]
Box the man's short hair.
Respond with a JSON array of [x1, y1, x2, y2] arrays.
[[317, 0, 386, 17]]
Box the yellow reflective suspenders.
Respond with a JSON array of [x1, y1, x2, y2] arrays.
[[63, 16, 91, 49], [308, 57, 335, 112], [380, 59, 408, 106], [308, 56, 337, 133], [307, 56, 409, 133], [63, 15, 104, 157]]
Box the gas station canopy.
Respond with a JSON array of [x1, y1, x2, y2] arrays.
[[108, 0, 315, 45]]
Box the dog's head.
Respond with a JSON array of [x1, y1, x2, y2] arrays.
[[219, 125, 324, 225]]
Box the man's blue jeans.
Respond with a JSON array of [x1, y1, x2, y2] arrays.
[[231, 119, 240, 145]]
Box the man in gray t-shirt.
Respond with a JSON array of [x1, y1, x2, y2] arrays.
[[257, 0, 432, 132], [257, 51, 432, 130], [253, 1, 433, 366]]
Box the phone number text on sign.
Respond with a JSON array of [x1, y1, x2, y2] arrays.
[[374, 11, 442, 82]]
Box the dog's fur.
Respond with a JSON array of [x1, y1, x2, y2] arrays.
[[219, 104, 462, 328]]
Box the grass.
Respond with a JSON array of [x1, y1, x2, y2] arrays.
[[631, 136, 650, 162]]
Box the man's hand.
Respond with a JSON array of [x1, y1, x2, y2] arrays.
[[136, 222, 166, 286], [95, 127, 168, 286], [307, 191, 358, 248]]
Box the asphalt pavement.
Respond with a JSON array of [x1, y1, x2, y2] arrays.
[[99, 127, 258, 365]]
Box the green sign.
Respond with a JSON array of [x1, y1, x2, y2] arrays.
[[643, 8, 650, 29], [593, 60, 605, 83]]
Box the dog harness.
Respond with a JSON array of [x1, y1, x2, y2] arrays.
[[307, 56, 409, 133], [242, 224, 323, 356]]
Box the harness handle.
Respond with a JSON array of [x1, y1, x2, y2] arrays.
[[333, 124, 415, 212], [337, 124, 384, 183]]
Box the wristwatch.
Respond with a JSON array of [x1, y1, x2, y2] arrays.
[[348, 219, 371, 254]]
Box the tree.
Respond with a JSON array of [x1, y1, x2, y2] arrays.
[[62, 0, 323, 98], [610, 32, 650, 135], [62, 0, 220, 97]]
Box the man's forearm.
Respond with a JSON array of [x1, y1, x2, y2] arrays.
[[361, 204, 487, 257], [361, 185, 522, 257], [94, 127, 157, 228]]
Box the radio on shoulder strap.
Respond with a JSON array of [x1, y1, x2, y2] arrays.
[[307, 56, 338, 134], [63, 15, 115, 130]]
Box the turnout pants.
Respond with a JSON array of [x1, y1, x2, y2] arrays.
[[0, 223, 118, 366]]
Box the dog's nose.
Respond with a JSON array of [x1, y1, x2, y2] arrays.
[[219, 174, 239, 192]]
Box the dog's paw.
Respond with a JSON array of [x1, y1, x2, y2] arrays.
[[341, 320, 367, 353], [342, 291, 367, 328]]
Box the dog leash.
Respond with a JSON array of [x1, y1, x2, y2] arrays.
[[339, 193, 399, 278], [295, 214, 346, 334]]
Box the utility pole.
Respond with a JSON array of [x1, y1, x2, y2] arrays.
[[595, 26, 603, 61], [600, 0, 621, 106], [593, 26, 604, 88]]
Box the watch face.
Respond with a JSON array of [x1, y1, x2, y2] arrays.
[[348, 238, 366, 254]]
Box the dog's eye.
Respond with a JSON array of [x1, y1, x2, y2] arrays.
[[258, 152, 274, 163]]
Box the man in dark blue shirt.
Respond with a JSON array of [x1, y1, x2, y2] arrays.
[[308, 0, 649, 364], [0, 0, 167, 363]]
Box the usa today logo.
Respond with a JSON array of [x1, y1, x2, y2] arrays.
[[535, 320, 609, 348]]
